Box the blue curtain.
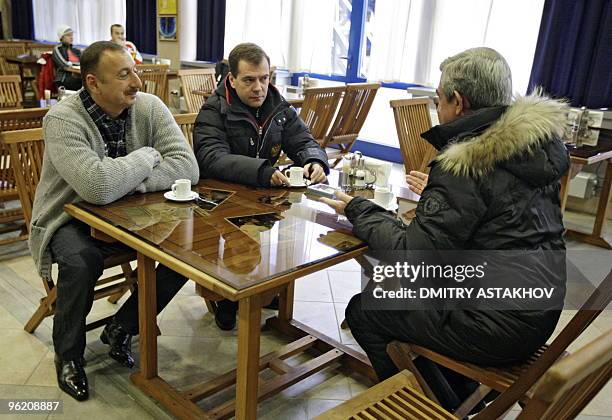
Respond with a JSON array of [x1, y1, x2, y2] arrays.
[[11, 0, 35, 39], [196, 0, 226, 62], [528, 0, 612, 108], [126, 0, 157, 55]]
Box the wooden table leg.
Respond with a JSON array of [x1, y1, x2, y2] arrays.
[[235, 295, 262, 420], [278, 281, 294, 322], [137, 252, 157, 379]]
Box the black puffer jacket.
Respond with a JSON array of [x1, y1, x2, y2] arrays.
[[346, 93, 569, 252], [345, 93, 570, 363], [193, 78, 329, 187]]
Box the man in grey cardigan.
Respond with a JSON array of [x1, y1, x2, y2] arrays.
[[29, 41, 199, 402]]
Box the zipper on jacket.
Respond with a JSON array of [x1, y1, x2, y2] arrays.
[[256, 104, 286, 158]]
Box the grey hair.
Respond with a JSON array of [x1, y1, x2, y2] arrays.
[[439, 47, 512, 109]]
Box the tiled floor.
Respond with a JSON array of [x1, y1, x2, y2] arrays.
[[0, 202, 610, 419]]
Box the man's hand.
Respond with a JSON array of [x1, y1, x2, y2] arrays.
[[270, 169, 290, 187], [319, 190, 354, 216], [304, 163, 327, 184], [406, 170, 428, 195]]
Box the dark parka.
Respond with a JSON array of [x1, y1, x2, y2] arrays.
[[193, 78, 329, 187], [345, 93, 570, 366]]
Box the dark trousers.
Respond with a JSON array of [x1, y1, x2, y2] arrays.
[[345, 292, 557, 409], [50, 220, 187, 360]]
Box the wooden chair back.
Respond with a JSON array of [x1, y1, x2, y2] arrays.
[[173, 113, 197, 149], [0, 108, 48, 202], [0, 128, 44, 228], [0, 75, 23, 109], [0, 42, 27, 75], [136, 64, 169, 104], [28, 43, 53, 58], [323, 82, 380, 167], [517, 329, 612, 420], [390, 97, 437, 174], [298, 86, 344, 141], [178, 68, 216, 113]]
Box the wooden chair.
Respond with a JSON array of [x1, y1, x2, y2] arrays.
[[323, 82, 380, 167], [136, 64, 169, 104], [391, 97, 438, 174], [0, 108, 48, 245], [387, 268, 612, 418], [0, 128, 137, 333], [178, 68, 216, 113], [275, 85, 345, 167], [318, 329, 612, 419], [173, 113, 197, 149], [0, 42, 27, 75], [0, 76, 23, 109]]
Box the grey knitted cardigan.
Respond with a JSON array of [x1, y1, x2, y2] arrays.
[[29, 90, 199, 278]]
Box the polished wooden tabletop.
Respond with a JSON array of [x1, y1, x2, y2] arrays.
[[568, 129, 612, 164], [72, 177, 370, 291]]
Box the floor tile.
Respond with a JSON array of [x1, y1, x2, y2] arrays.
[[294, 271, 333, 303], [0, 329, 49, 385], [328, 271, 361, 303]]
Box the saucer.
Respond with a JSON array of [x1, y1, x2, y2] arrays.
[[287, 179, 310, 188], [368, 197, 398, 211], [164, 190, 198, 202]]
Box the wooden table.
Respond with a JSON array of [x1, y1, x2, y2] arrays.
[[65, 178, 384, 419], [560, 130, 612, 249], [6, 55, 40, 98]]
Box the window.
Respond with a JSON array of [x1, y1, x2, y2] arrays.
[[32, 0, 125, 46]]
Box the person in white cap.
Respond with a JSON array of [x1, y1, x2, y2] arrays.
[[52, 25, 82, 90]]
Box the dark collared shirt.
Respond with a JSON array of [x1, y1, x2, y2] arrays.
[[80, 89, 128, 158]]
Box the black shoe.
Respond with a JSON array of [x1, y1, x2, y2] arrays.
[[100, 321, 135, 368], [215, 300, 237, 331], [264, 295, 280, 310], [54, 357, 89, 401]]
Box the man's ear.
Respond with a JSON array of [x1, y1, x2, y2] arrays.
[[85, 74, 99, 94], [453, 90, 464, 116], [228, 72, 236, 89]]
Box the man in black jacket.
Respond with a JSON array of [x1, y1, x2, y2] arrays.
[[193, 43, 330, 329], [321, 47, 569, 410]]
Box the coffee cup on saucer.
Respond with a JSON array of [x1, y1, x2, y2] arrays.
[[171, 179, 191, 199], [284, 166, 305, 186], [374, 187, 394, 208]]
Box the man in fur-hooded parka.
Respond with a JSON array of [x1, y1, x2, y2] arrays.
[[322, 48, 570, 405]]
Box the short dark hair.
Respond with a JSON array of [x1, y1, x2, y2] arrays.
[[228, 43, 270, 76], [110, 24, 123, 35], [80, 41, 125, 90]]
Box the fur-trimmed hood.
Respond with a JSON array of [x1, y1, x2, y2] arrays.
[[422, 93, 569, 184]]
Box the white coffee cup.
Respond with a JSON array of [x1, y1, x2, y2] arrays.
[[171, 179, 191, 199], [374, 187, 393, 207], [284, 166, 304, 185]]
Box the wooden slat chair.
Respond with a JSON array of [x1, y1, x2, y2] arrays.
[[173, 113, 197, 149], [276, 85, 345, 167], [178, 68, 216, 113], [387, 268, 612, 419], [0, 108, 49, 245], [318, 329, 612, 420], [391, 97, 438, 175], [0, 76, 23, 109], [0, 42, 27, 75], [322, 82, 380, 168], [136, 64, 169, 104], [0, 128, 137, 333]]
